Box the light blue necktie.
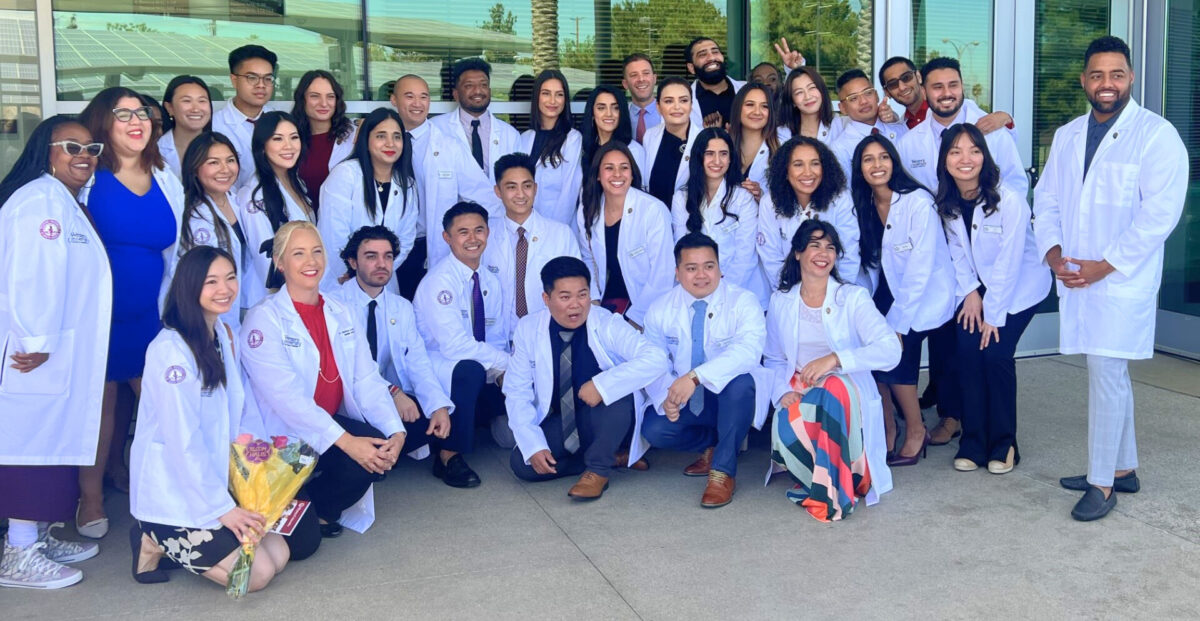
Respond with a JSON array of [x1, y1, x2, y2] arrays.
[[689, 300, 707, 415]]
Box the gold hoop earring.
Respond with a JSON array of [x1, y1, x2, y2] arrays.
[[50, 165, 56, 177]]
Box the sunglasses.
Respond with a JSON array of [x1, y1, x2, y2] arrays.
[[883, 70, 917, 92], [50, 140, 104, 157], [112, 106, 153, 122]]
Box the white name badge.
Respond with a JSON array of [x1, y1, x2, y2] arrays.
[[983, 224, 1003, 235], [438, 170, 453, 179], [893, 241, 914, 253], [627, 245, 646, 258]]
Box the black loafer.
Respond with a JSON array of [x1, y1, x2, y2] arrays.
[[1060, 471, 1140, 494], [319, 521, 343, 538], [433, 454, 481, 488], [1071, 486, 1117, 522]]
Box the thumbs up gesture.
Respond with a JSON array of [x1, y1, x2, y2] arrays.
[[877, 93, 899, 124]]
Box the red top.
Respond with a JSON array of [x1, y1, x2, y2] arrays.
[[299, 131, 335, 211], [904, 100, 929, 129], [293, 296, 344, 416]]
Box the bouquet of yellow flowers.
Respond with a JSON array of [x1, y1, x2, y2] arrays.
[[226, 434, 318, 598]]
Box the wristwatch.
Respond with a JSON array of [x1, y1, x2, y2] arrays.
[[687, 370, 700, 387]]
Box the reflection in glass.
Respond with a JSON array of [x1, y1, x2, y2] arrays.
[[1160, 1, 1200, 317], [911, 0, 993, 109], [748, 0, 873, 89], [0, 7, 42, 177]]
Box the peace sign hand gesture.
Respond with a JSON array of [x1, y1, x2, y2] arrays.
[[773, 38, 806, 71]]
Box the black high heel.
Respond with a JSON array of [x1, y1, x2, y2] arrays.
[[129, 524, 170, 584], [887, 431, 931, 467]]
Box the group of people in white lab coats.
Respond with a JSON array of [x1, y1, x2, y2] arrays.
[[0, 34, 1188, 593]]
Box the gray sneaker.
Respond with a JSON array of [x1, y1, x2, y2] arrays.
[[38, 523, 99, 564], [0, 541, 83, 589]]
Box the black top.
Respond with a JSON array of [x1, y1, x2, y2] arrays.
[[531, 129, 552, 165], [649, 130, 685, 206], [958, 195, 976, 233], [548, 318, 601, 418], [603, 219, 630, 302], [230, 220, 247, 250], [376, 180, 391, 214], [695, 79, 736, 126], [1084, 105, 1125, 177]]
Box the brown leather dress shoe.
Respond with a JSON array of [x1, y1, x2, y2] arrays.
[[613, 452, 649, 471], [684, 447, 714, 477], [700, 470, 735, 508], [567, 472, 609, 500], [929, 417, 961, 446]]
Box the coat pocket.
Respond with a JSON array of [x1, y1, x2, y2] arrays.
[[0, 330, 74, 396]]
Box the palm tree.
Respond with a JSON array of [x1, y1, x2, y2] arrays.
[[532, 0, 560, 72]]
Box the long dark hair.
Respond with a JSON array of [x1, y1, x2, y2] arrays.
[[0, 115, 83, 207], [580, 85, 634, 172], [850, 134, 930, 270], [684, 128, 742, 233], [778, 219, 846, 292], [180, 132, 239, 254], [350, 107, 414, 220], [79, 86, 163, 173], [934, 124, 1002, 220], [779, 67, 834, 136], [767, 136, 845, 218], [250, 111, 312, 232], [163, 246, 238, 390], [581, 141, 643, 239], [161, 75, 212, 133], [529, 70, 573, 168], [728, 82, 779, 169], [291, 70, 354, 145]]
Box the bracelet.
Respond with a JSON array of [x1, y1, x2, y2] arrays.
[[388, 384, 400, 396]]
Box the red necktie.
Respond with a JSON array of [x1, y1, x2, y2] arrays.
[[871, 127, 880, 135], [515, 227, 529, 317], [636, 108, 647, 143]]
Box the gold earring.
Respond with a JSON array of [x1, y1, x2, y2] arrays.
[[50, 165, 56, 176]]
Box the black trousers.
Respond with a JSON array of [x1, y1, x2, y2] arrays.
[[283, 488, 322, 561], [509, 395, 634, 481], [396, 237, 427, 301], [439, 360, 506, 454], [927, 319, 963, 420], [954, 304, 1037, 464], [304, 415, 387, 524]]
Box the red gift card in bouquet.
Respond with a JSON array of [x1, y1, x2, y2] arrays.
[[270, 499, 311, 536]]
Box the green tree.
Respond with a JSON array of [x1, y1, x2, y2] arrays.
[[481, 3, 517, 34], [607, 0, 728, 73], [105, 22, 157, 33], [748, 0, 860, 86], [561, 36, 597, 70]]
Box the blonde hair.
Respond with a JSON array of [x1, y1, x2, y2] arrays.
[[271, 221, 324, 287]]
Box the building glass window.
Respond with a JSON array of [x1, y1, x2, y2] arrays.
[[911, 0, 993, 110], [747, 0, 873, 88], [0, 1, 41, 176], [1160, 0, 1200, 319]]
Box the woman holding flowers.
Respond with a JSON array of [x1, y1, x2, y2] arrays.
[[129, 246, 289, 590]]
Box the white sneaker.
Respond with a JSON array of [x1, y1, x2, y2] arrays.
[[38, 523, 99, 564], [0, 541, 83, 589]]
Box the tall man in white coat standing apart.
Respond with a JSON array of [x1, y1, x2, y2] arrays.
[[1033, 36, 1187, 522]]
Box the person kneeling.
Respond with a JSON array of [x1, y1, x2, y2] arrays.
[[130, 247, 288, 591], [641, 234, 771, 508], [504, 257, 666, 500]]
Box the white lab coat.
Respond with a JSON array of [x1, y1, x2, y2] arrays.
[[642, 122, 702, 197], [519, 128, 585, 227], [211, 101, 263, 190], [897, 100, 1028, 197], [504, 306, 667, 465], [483, 211, 581, 325], [240, 284, 403, 533], [177, 191, 246, 333], [129, 326, 246, 529], [317, 159, 418, 290], [327, 279, 454, 422], [576, 188, 676, 327], [861, 190, 956, 334], [236, 175, 312, 310], [829, 118, 908, 181], [0, 175, 112, 465], [413, 254, 511, 389], [323, 124, 359, 172], [943, 186, 1050, 326], [777, 121, 841, 146], [670, 182, 769, 307], [689, 78, 747, 129], [739, 128, 789, 189], [157, 130, 183, 179], [756, 189, 860, 291], [1032, 100, 1188, 359], [764, 281, 902, 504], [642, 281, 772, 435]]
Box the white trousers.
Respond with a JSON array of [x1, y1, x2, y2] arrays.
[[1086, 355, 1138, 487]]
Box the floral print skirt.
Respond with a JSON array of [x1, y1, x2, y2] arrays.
[[138, 520, 242, 574]]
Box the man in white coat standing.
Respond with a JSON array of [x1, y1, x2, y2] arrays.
[[505, 257, 666, 500], [641, 233, 769, 508], [1033, 36, 1187, 522], [211, 45, 277, 190]]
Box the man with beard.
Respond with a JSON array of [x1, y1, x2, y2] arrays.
[[426, 59, 521, 265], [1034, 36, 1186, 522], [896, 57, 1028, 196], [878, 56, 1015, 133], [685, 38, 745, 129], [622, 53, 660, 143], [828, 68, 908, 179]]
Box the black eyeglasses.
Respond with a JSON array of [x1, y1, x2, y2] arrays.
[[883, 70, 917, 92], [112, 106, 153, 122], [235, 73, 276, 86], [50, 140, 104, 157]]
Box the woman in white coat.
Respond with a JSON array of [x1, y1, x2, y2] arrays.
[[0, 117, 110, 590], [936, 125, 1050, 474], [520, 70, 584, 227], [130, 246, 289, 591], [851, 134, 956, 466], [318, 107, 417, 289], [579, 86, 647, 181], [765, 219, 901, 521], [577, 142, 675, 328], [776, 66, 841, 145], [77, 87, 186, 538], [240, 222, 405, 547], [158, 76, 212, 178], [670, 127, 767, 307], [292, 70, 358, 212], [643, 77, 701, 208], [757, 136, 859, 290], [727, 82, 780, 200], [236, 111, 315, 312], [176, 132, 246, 333]]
